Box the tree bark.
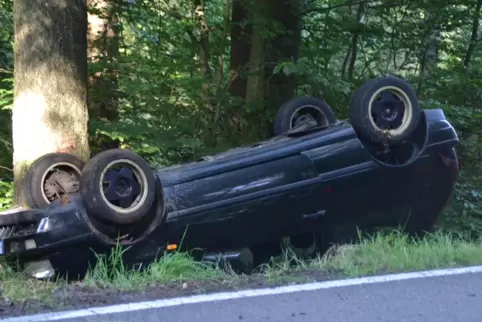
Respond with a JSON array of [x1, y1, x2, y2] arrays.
[[12, 0, 90, 206]]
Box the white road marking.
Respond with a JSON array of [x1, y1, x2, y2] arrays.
[[3, 265, 482, 322]]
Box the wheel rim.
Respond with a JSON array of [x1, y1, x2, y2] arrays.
[[367, 86, 413, 136], [289, 105, 328, 129], [40, 162, 82, 204], [99, 159, 149, 214]]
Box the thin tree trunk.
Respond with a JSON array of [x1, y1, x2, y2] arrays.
[[212, 0, 231, 137], [194, 0, 212, 81], [226, 0, 253, 137], [463, 0, 482, 68], [12, 0, 90, 206], [417, 11, 439, 94], [341, 43, 352, 78], [264, 0, 301, 113], [87, 0, 119, 121], [245, 25, 265, 105], [347, 1, 364, 80], [228, 0, 252, 101]]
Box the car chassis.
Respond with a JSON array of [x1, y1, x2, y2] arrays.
[[0, 77, 460, 280]]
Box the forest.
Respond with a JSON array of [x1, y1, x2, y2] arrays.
[[0, 0, 481, 236]]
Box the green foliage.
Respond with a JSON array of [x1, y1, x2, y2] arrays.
[[0, 0, 481, 234], [440, 180, 482, 236], [0, 180, 13, 210], [0, 0, 13, 210], [88, 0, 238, 164]]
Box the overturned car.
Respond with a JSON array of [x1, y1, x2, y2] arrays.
[[0, 76, 459, 279]]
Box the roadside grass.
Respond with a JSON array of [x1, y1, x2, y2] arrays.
[[82, 243, 234, 290], [314, 230, 482, 276], [247, 230, 482, 280], [2, 229, 482, 302], [0, 263, 64, 304]]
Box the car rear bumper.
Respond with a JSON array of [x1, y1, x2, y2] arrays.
[[0, 198, 256, 278], [0, 197, 103, 278]]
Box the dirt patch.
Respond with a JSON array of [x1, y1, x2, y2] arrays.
[[0, 269, 342, 318]]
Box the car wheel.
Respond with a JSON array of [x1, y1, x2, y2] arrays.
[[79, 148, 157, 225], [273, 96, 336, 136], [350, 76, 420, 145], [23, 153, 85, 209]]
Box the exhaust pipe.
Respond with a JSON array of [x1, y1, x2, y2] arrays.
[[201, 247, 254, 273]]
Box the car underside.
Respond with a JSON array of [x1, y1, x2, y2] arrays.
[[0, 76, 460, 280]]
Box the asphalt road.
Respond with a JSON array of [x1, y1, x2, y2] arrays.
[[30, 271, 478, 322]]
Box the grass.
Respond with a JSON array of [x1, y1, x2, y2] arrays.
[[0, 266, 62, 303], [2, 230, 482, 303], [82, 243, 233, 290], [315, 230, 482, 275]]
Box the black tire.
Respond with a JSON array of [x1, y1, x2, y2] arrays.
[[23, 153, 85, 209], [273, 96, 336, 136], [349, 76, 420, 145], [79, 148, 156, 225]]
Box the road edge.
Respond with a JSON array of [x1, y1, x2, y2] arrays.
[[4, 265, 482, 322]]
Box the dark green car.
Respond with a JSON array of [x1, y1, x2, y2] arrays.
[[0, 76, 459, 279]]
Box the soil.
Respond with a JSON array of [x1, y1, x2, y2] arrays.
[[0, 269, 343, 318]]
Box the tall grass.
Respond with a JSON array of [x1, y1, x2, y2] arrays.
[[2, 230, 482, 302]]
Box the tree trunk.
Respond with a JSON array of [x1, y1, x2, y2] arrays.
[[193, 0, 212, 110], [228, 0, 252, 101], [347, 1, 365, 80], [87, 0, 119, 121], [225, 0, 253, 137], [227, 0, 301, 138], [194, 0, 212, 81], [417, 11, 440, 93], [12, 0, 90, 206], [245, 25, 265, 106], [463, 0, 482, 69], [264, 0, 301, 114]]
